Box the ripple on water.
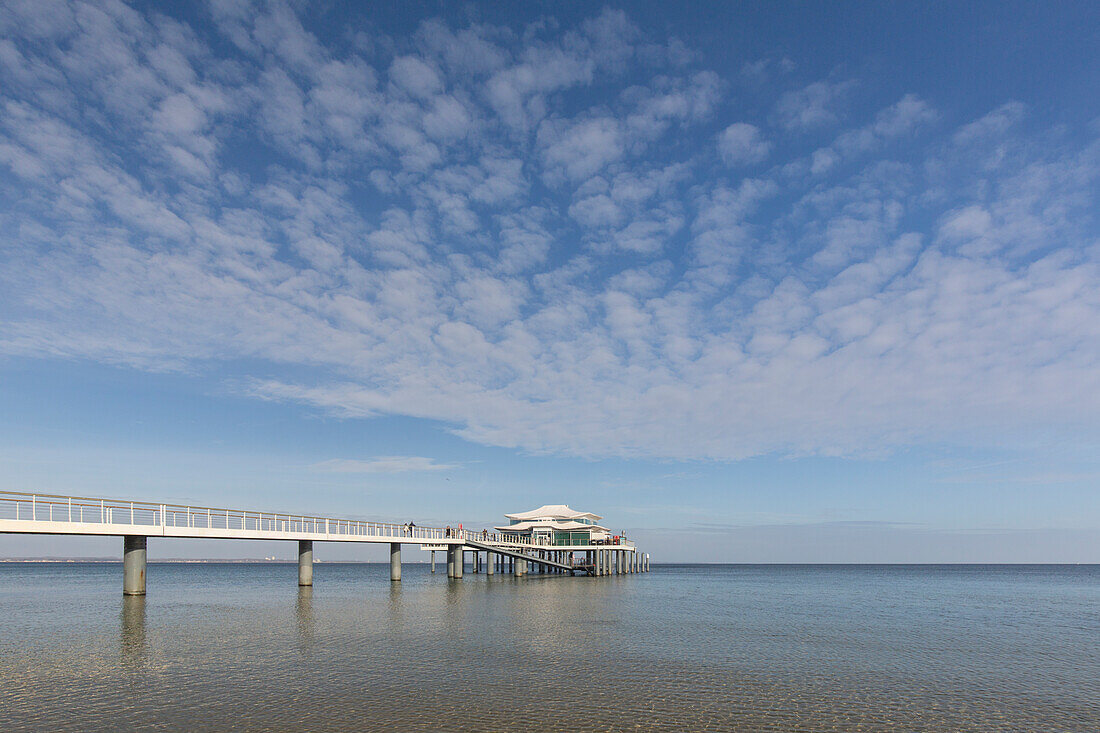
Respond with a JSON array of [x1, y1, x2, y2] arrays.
[[0, 563, 1098, 732]]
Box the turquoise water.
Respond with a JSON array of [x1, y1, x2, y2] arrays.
[[1, 563, 1098, 731]]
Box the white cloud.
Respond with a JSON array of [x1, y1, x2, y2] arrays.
[[775, 79, 856, 130], [954, 101, 1026, 145], [1, 5, 1098, 467], [389, 55, 443, 99], [537, 116, 623, 183], [312, 457, 457, 473], [717, 122, 771, 166]]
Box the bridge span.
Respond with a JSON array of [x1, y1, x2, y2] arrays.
[[0, 490, 649, 594]]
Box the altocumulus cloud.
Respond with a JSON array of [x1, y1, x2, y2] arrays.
[[0, 2, 1099, 461]]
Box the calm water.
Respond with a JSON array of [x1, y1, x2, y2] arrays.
[[1, 563, 1098, 732]]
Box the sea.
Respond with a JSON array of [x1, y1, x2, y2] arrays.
[[1, 562, 1098, 732]]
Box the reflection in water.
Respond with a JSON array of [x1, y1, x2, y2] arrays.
[[120, 595, 146, 666], [386, 578, 407, 627], [2, 563, 1098, 732], [295, 585, 314, 648]]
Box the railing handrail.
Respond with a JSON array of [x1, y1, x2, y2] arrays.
[[0, 490, 629, 549], [0, 490, 544, 545]]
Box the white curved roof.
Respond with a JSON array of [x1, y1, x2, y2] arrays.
[[504, 504, 602, 521], [495, 520, 609, 532]]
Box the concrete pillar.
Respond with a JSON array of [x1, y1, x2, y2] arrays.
[[430, 549, 435, 573], [389, 542, 401, 581], [486, 552, 494, 575], [123, 536, 147, 595], [516, 557, 526, 576], [298, 540, 313, 586], [454, 547, 464, 578]]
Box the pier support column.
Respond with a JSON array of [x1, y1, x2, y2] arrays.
[[430, 550, 435, 573], [486, 552, 494, 575], [298, 540, 313, 586], [454, 547, 464, 578], [123, 536, 147, 595], [389, 543, 401, 581], [446, 546, 455, 577]]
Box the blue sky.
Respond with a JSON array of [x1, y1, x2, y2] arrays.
[[1, 1, 1099, 561]]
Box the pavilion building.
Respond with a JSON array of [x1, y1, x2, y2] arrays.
[[495, 504, 611, 546]]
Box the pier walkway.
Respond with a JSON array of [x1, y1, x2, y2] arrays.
[[0, 490, 648, 593]]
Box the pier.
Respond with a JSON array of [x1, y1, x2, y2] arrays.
[[0, 490, 649, 594]]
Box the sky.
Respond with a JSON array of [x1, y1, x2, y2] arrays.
[[1, 0, 1098, 562]]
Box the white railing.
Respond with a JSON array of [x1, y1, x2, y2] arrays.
[[0, 490, 540, 545], [0, 491, 639, 550]]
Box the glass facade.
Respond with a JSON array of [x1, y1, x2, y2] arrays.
[[553, 531, 591, 545]]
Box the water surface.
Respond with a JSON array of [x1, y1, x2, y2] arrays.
[[1, 563, 1098, 731]]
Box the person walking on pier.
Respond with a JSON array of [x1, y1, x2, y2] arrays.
[[445, 525, 451, 538], [408, 521, 415, 536]]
